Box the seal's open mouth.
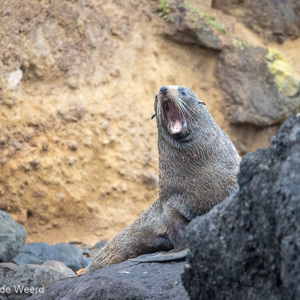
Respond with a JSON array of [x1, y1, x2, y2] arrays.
[[164, 101, 182, 134]]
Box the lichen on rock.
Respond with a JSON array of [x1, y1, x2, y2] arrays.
[[162, 0, 223, 50], [216, 43, 300, 126], [231, 38, 247, 50], [266, 48, 300, 97]]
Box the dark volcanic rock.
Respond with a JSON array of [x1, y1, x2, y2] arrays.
[[0, 262, 68, 300], [182, 115, 300, 300], [30, 258, 188, 300], [212, 0, 300, 43], [163, 0, 223, 50], [88, 240, 106, 258], [13, 242, 88, 272], [216, 42, 300, 126], [41, 261, 75, 277], [0, 210, 26, 262]]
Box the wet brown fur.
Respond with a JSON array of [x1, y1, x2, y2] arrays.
[[84, 85, 241, 274]]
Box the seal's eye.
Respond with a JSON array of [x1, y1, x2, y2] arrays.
[[178, 88, 187, 96]]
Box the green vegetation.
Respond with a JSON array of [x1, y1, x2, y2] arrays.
[[231, 38, 247, 50], [158, 0, 174, 22], [266, 48, 300, 97], [184, 1, 226, 33]]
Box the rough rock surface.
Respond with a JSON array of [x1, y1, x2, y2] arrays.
[[31, 258, 188, 300], [13, 242, 88, 272], [41, 261, 76, 277], [0, 0, 115, 87], [216, 42, 300, 126], [212, 0, 300, 43], [0, 210, 26, 262], [182, 115, 300, 300], [0, 262, 69, 300], [163, 0, 223, 50]]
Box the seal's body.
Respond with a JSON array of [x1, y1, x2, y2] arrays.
[[84, 85, 240, 274]]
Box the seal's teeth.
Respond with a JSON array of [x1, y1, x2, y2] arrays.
[[171, 120, 182, 133]]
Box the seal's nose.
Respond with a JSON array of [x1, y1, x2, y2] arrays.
[[160, 86, 168, 95]]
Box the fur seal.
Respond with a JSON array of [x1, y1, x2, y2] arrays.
[[84, 85, 241, 274]]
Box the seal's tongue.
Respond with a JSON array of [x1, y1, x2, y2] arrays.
[[165, 101, 182, 133]]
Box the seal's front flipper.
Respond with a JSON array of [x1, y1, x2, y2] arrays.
[[129, 248, 188, 263]]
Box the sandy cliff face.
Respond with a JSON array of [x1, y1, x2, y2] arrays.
[[0, 0, 299, 245]]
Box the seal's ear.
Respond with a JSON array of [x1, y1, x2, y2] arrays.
[[151, 112, 156, 120], [198, 100, 206, 105]]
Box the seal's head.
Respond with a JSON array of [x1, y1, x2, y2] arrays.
[[152, 85, 206, 140]]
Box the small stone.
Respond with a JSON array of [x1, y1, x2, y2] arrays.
[[83, 130, 93, 148], [28, 116, 42, 128], [0, 158, 8, 166], [121, 184, 127, 193], [103, 139, 109, 145], [41, 139, 49, 151], [68, 140, 78, 151], [13, 140, 22, 151], [101, 120, 110, 131], [119, 169, 126, 176], [53, 136, 61, 143], [7, 69, 23, 90], [95, 129, 101, 135], [29, 158, 41, 169], [52, 221, 59, 228], [23, 128, 36, 142], [57, 193, 64, 202], [29, 138, 38, 147], [58, 104, 85, 123], [67, 78, 79, 90], [69, 157, 76, 166], [0, 133, 10, 146]]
